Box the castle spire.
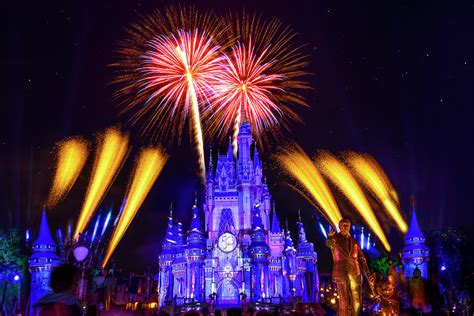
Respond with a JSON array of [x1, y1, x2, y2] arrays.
[[207, 146, 214, 180], [33, 210, 56, 248], [190, 202, 202, 232], [227, 137, 233, 160], [284, 219, 296, 251], [271, 201, 281, 233], [297, 210, 308, 243], [405, 197, 425, 241], [164, 203, 176, 244]]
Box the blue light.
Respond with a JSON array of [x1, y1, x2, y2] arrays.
[[318, 222, 328, 239], [441, 265, 447, 271], [101, 210, 112, 236], [25, 229, 30, 241], [366, 233, 371, 250], [13, 274, 20, 282], [360, 227, 365, 250], [91, 214, 100, 242]]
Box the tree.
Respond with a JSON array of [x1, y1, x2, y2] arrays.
[[0, 229, 27, 314]]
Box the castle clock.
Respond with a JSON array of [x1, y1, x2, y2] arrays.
[[217, 232, 237, 253]]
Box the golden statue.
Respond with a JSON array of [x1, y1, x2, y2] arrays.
[[326, 218, 375, 315]]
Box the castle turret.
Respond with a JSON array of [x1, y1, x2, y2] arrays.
[[283, 220, 297, 300], [158, 206, 177, 306], [185, 201, 206, 301], [402, 198, 429, 279], [29, 211, 60, 315], [249, 202, 270, 301], [295, 211, 319, 302], [262, 178, 271, 231], [205, 148, 215, 231]]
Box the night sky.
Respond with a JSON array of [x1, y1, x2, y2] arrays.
[[4, 0, 474, 273]]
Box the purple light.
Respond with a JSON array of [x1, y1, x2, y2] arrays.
[[441, 265, 447, 271], [25, 229, 30, 241], [366, 233, 371, 250]]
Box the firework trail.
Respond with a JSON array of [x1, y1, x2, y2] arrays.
[[316, 151, 391, 251], [139, 31, 222, 180], [112, 5, 227, 182], [74, 128, 129, 240], [345, 152, 407, 233], [207, 13, 309, 155], [102, 147, 168, 267], [46, 138, 89, 208], [275, 145, 342, 229]]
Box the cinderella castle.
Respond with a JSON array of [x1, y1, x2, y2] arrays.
[[157, 122, 320, 309]]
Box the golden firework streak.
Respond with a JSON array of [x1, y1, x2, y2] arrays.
[[74, 128, 129, 240], [346, 152, 407, 233], [276, 145, 342, 229], [46, 138, 89, 208], [102, 147, 168, 267], [176, 45, 206, 182], [316, 151, 391, 251]]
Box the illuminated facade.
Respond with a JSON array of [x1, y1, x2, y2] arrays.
[[158, 122, 320, 309], [402, 205, 429, 279], [28, 211, 60, 316]]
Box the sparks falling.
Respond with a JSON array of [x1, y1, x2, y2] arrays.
[[345, 152, 407, 233], [316, 151, 391, 251], [46, 138, 89, 208], [102, 147, 168, 267], [74, 128, 129, 240], [207, 14, 309, 154], [275, 145, 342, 229]]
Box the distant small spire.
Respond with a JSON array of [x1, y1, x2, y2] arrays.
[[194, 192, 198, 207], [298, 209, 302, 223], [207, 146, 214, 179], [169, 202, 173, 218], [227, 137, 233, 159], [410, 194, 416, 210]]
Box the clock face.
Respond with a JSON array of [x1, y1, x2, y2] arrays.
[[218, 232, 237, 252]]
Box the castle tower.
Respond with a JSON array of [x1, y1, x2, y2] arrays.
[[236, 122, 255, 229], [29, 211, 60, 315], [283, 221, 297, 300], [158, 207, 177, 306], [295, 211, 319, 302], [184, 202, 206, 301], [402, 199, 430, 279], [249, 202, 270, 301]]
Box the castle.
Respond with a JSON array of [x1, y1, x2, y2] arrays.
[[157, 122, 320, 309]]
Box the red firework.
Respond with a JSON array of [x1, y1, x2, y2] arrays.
[[205, 13, 309, 149]]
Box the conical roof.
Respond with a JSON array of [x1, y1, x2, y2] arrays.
[[271, 203, 281, 233], [405, 207, 425, 241], [33, 210, 56, 247]]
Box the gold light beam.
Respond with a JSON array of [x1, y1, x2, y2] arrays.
[[74, 127, 129, 240], [345, 152, 407, 233], [316, 151, 391, 251], [102, 147, 168, 267], [275, 145, 342, 229], [46, 137, 89, 208]]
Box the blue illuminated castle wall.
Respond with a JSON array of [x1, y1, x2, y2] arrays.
[[157, 122, 320, 308]]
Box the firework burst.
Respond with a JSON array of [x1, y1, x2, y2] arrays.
[[206, 13, 309, 154], [112, 5, 227, 181]]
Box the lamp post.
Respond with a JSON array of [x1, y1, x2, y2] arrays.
[[67, 236, 93, 315]]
